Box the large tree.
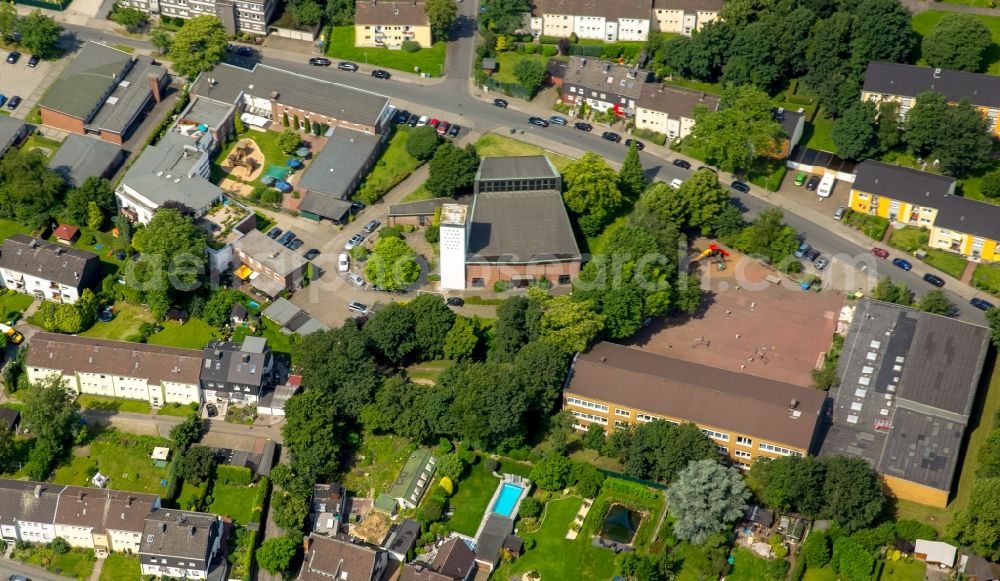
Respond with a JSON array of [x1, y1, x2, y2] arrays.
[[364, 237, 421, 291], [721, 22, 783, 92], [169, 413, 204, 451], [282, 390, 345, 479], [619, 141, 647, 199], [849, 0, 915, 69], [177, 445, 216, 484], [479, 0, 531, 35], [0, 3, 17, 41], [168, 15, 228, 78], [513, 58, 547, 96], [256, 535, 300, 575], [426, 142, 479, 197], [131, 208, 207, 293], [0, 150, 64, 229], [408, 294, 456, 360], [918, 290, 955, 316], [690, 84, 784, 173], [731, 208, 799, 264], [491, 295, 541, 362], [678, 169, 732, 234], [425, 0, 457, 42], [821, 455, 885, 532], [748, 456, 827, 516], [363, 303, 418, 365], [903, 91, 951, 156], [624, 421, 717, 483], [443, 317, 478, 361], [533, 290, 605, 354], [562, 153, 624, 236], [922, 13, 992, 72], [22, 375, 81, 450], [513, 340, 572, 419], [18, 11, 63, 60], [667, 459, 750, 543], [803, 12, 859, 117], [832, 102, 879, 161], [405, 125, 440, 161], [934, 99, 994, 176], [949, 477, 1000, 560], [441, 361, 528, 449]]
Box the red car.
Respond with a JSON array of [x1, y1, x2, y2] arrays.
[[871, 247, 889, 259], [436, 121, 450, 135], [429, 118, 440, 129]]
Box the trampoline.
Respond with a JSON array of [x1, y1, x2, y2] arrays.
[[264, 165, 290, 180]]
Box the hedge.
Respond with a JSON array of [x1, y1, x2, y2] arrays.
[[538, 35, 563, 45], [632, 127, 668, 146], [216, 465, 253, 486], [249, 477, 270, 524], [601, 477, 660, 500]]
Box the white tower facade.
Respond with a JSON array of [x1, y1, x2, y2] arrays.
[[439, 204, 469, 290]]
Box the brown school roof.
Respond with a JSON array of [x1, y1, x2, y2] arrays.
[[567, 342, 826, 451]]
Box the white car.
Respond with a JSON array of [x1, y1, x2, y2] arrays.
[[417, 115, 430, 126], [817, 174, 835, 198], [670, 178, 684, 190], [338, 253, 350, 272]]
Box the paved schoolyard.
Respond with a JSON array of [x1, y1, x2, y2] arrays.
[[626, 247, 846, 387]]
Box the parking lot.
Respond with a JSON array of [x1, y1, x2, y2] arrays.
[[1, 49, 61, 119], [627, 248, 846, 387]]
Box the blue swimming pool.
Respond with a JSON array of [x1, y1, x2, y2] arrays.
[[491, 483, 523, 517]]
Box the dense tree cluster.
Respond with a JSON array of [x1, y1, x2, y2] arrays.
[[595, 421, 718, 483], [168, 16, 228, 78], [667, 459, 750, 543], [426, 142, 479, 197], [21, 376, 82, 480], [689, 85, 785, 173]]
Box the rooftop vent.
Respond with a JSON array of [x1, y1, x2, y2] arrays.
[[933, 68, 942, 79], [159, 522, 167, 533], [270, 91, 279, 100], [789, 398, 798, 409]]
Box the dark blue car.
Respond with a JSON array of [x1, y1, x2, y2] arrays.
[[971, 297, 996, 311], [892, 257, 912, 271]]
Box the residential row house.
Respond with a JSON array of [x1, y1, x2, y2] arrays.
[[299, 534, 388, 581], [140, 509, 224, 579], [862, 61, 1000, 137], [526, 0, 722, 40], [634, 83, 720, 140], [354, 0, 433, 48], [26, 333, 273, 407], [564, 342, 826, 469], [120, 0, 278, 34], [561, 57, 653, 116], [0, 235, 102, 305], [848, 160, 1000, 261]]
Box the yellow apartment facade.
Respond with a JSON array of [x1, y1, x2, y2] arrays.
[[354, 0, 432, 48], [564, 342, 825, 470]]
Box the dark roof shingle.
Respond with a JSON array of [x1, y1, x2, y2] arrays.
[[637, 84, 719, 118], [466, 190, 581, 264], [0, 235, 101, 289], [863, 61, 1000, 109], [355, 0, 430, 25]]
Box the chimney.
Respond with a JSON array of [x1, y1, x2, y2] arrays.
[[303, 535, 313, 553], [148, 74, 162, 103], [188, 526, 195, 537], [33, 485, 41, 499], [789, 398, 798, 409]]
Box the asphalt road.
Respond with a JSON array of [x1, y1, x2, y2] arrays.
[[57, 22, 989, 326], [0, 561, 69, 581]]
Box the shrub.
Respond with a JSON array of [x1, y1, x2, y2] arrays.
[[50, 537, 69, 554], [484, 457, 498, 473], [401, 40, 421, 53], [424, 225, 440, 243], [632, 127, 668, 146], [520, 496, 543, 519], [538, 35, 561, 45], [541, 44, 558, 57], [405, 125, 440, 161]]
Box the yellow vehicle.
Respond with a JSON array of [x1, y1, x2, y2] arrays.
[[0, 323, 23, 345]]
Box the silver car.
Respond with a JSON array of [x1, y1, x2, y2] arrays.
[[345, 234, 364, 250], [348, 273, 365, 287]]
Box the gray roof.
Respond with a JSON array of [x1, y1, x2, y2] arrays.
[[297, 128, 381, 219], [475, 514, 513, 567], [466, 190, 581, 264], [233, 230, 308, 277], [190, 64, 391, 129], [0, 480, 66, 527], [86, 55, 166, 135], [774, 108, 804, 139], [299, 535, 382, 581], [819, 299, 990, 492], [41, 41, 132, 120], [0, 234, 101, 289], [0, 116, 25, 153], [140, 508, 219, 560], [387, 519, 421, 555], [200, 337, 271, 391], [475, 156, 559, 181], [389, 196, 464, 218], [863, 61, 1000, 109], [47, 134, 124, 188], [929, 193, 1000, 242], [653, 0, 724, 11], [180, 97, 235, 132], [852, 160, 956, 205], [564, 57, 652, 99], [261, 298, 329, 335], [532, 0, 651, 19], [261, 297, 300, 325], [122, 132, 224, 211], [637, 84, 719, 119]]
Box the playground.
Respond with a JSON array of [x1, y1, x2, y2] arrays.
[[220, 139, 265, 181], [628, 243, 845, 387]]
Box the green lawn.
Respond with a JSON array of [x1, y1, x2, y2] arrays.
[[147, 317, 218, 349], [14, 546, 95, 580], [177, 479, 208, 510], [474, 133, 574, 172], [52, 439, 172, 494], [493, 52, 550, 85], [888, 226, 930, 253], [402, 183, 435, 202], [493, 495, 618, 580], [446, 458, 500, 536], [0, 218, 32, 241], [405, 359, 452, 385], [801, 107, 837, 152], [99, 553, 141, 581], [895, 352, 1000, 530], [847, 212, 890, 241], [326, 26, 447, 75], [232, 318, 300, 359], [913, 12, 1000, 74], [80, 303, 154, 341], [354, 125, 423, 204], [20, 133, 62, 159], [157, 402, 199, 417], [50, 227, 130, 276], [664, 78, 723, 95], [880, 558, 927, 581], [973, 263, 1000, 296], [209, 482, 259, 524], [726, 548, 786, 581], [802, 566, 838, 581], [497, 458, 534, 479], [343, 433, 416, 497], [923, 249, 968, 279], [0, 291, 34, 323], [78, 395, 151, 414]]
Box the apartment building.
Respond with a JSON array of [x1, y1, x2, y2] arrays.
[[819, 299, 990, 507], [527, 0, 652, 42], [299, 534, 389, 581], [140, 509, 223, 579], [564, 342, 826, 469], [848, 160, 1000, 261], [862, 61, 1000, 137], [634, 83, 719, 140], [562, 57, 652, 115], [200, 336, 273, 403], [121, 0, 277, 34], [652, 0, 722, 35], [54, 487, 160, 555], [355, 0, 433, 48], [39, 42, 168, 145], [190, 64, 394, 136], [0, 235, 102, 305], [26, 333, 204, 407], [0, 481, 66, 544]]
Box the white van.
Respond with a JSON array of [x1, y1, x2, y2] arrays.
[[817, 174, 836, 198]]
